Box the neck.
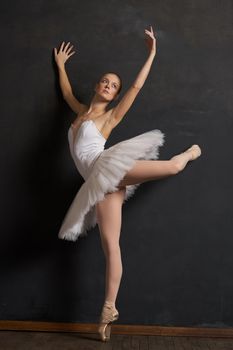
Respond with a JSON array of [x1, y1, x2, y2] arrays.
[[87, 94, 109, 115]]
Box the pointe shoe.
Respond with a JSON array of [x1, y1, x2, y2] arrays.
[[98, 302, 119, 342], [184, 144, 202, 160]]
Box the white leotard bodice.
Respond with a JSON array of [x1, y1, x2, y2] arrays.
[[68, 120, 107, 180]]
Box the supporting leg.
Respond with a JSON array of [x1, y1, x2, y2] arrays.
[[96, 187, 126, 341], [96, 187, 126, 305]]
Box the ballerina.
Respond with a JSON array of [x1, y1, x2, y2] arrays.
[[54, 25, 201, 342]]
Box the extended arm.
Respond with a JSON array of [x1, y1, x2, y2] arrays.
[[54, 41, 85, 114], [57, 64, 72, 97], [57, 65, 84, 114], [132, 51, 156, 89], [111, 26, 157, 126]]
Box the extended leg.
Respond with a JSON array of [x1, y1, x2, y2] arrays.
[[118, 144, 201, 187]]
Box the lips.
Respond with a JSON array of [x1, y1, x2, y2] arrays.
[[103, 89, 109, 94]]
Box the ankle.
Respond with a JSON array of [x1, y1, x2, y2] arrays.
[[183, 149, 194, 160], [184, 145, 201, 161], [104, 300, 115, 306]]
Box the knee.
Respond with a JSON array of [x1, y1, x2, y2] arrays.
[[103, 242, 121, 257]]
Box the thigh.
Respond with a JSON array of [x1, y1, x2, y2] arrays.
[[96, 187, 126, 250], [118, 159, 174, 187]]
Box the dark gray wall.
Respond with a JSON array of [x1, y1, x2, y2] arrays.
[[0, 0, 232, 327]]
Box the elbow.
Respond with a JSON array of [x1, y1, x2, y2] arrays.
[[132, 84, 142, 90], [63, 90, 73, 100]]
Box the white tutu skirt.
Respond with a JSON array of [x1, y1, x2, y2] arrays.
[[58, 129, 165, 242]]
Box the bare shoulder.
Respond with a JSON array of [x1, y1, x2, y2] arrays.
[[71, 103, 89, 124], [78, 103, 89, 116], [101, 108, 118, 138], [107, 107, 122, 129]]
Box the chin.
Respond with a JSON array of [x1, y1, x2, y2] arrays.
[[102, 93, 112, 102]]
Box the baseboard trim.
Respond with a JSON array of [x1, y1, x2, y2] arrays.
[[0, 320, 233, 338]]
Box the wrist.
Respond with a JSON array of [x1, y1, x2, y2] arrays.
[[58, 64, 65, 71], [150, 50, 156, 57]]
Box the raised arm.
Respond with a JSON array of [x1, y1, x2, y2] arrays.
[[54, 41, 85, 114], [110, 26, 157, 126]]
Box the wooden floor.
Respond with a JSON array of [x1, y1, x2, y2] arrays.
[[0, 331, 233, 349]]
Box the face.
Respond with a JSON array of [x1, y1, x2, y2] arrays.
[[95, 73, 121, 102]]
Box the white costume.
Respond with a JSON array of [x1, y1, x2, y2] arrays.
[[58, 119, 165, 242]]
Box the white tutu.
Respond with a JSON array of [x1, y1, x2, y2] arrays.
[[58, 120, 165, 242]]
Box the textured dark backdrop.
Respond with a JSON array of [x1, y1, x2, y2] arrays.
[[0, 0, 232, 327]]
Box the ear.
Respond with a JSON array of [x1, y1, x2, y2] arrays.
[[94, 82, 99, 92]]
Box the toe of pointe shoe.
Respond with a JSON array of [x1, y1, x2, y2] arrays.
[[98, 323, 111, 342], [193, 144, 202, 158], [98, 303, 119, 341], [187, 144, 202, 160]]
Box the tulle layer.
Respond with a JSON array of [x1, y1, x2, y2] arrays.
[[58, 129, 165, 242]]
